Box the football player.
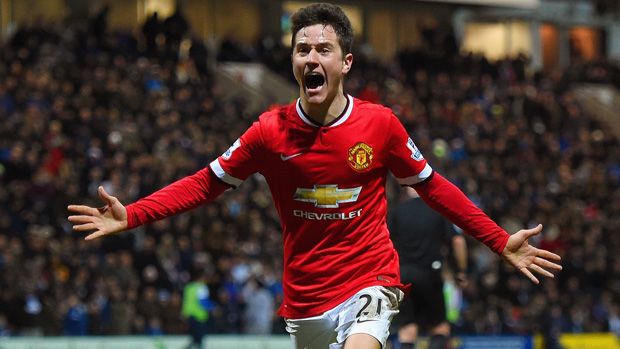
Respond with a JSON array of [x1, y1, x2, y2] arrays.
[[69, 4, 561, 349]]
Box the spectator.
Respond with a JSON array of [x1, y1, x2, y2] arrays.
[[0, 313, 12, 336], [161, 291, 186, 334], [212, 288, 242, 334], [63, 295, 89, 336], [182, 270, 213, 349], [145, 317, 165, 335], [163, 6, 189, 49], [136, 286, 162, 325], [241, 276, 274, 334], [108, 282, 135, 334], [142, 12, 162, 57]]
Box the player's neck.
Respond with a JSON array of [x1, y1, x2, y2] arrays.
[[300, 92, 348, 126]]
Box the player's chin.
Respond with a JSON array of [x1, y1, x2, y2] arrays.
[[303, 87, 328, 104], [304, 95, 327, 104]]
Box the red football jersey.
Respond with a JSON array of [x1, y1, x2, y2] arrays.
[[210, 95, 432, 318]]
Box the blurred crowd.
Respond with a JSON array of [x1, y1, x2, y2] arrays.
[[0, 10, 619, 348], [0, 13, 283, 337]]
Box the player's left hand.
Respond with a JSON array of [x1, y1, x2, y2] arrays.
[[501, 224, 562, 284]]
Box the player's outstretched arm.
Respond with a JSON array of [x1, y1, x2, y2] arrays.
[[501, 224, 562, 284], [68, 167, 230, 241], [68, 186, 128, 240], [413, 173, 562, 284]]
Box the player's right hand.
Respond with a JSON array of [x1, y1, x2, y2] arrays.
[[68, 186, 128, 240]]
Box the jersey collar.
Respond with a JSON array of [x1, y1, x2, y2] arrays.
[[295, 94, 354, 128]]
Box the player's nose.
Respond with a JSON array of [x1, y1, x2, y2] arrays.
[[307, 49, 320, 64]]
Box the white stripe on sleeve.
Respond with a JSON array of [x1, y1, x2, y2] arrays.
[[209, 159, 243, 187], [395, 163, 433, 186]]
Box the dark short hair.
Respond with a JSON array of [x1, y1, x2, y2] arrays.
[[290, 3, 354, 55]]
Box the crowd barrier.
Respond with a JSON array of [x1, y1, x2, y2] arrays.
[[0, 335, 290, 349], [0, 333, 618, 349], [559, 333, 620, 349]]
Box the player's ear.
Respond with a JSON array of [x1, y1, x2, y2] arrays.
[[342, 53, 353, 74]]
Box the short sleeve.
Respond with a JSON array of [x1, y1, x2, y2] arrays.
[[385, 114, 433, 185], [209, 121, 263, 187]]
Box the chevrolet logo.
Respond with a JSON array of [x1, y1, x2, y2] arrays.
[[294, 185, 362, 208]]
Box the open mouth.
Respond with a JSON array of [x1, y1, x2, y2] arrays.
[[304, 72, 325, 90]]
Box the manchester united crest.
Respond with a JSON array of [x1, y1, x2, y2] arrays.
[[348, 142, 373, 172]]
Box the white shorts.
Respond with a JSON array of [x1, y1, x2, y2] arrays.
[[285, 286, 404, 349]]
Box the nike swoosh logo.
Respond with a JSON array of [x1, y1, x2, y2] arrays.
[[280, 153, 303, 161], [356, 319, 377, 324]]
